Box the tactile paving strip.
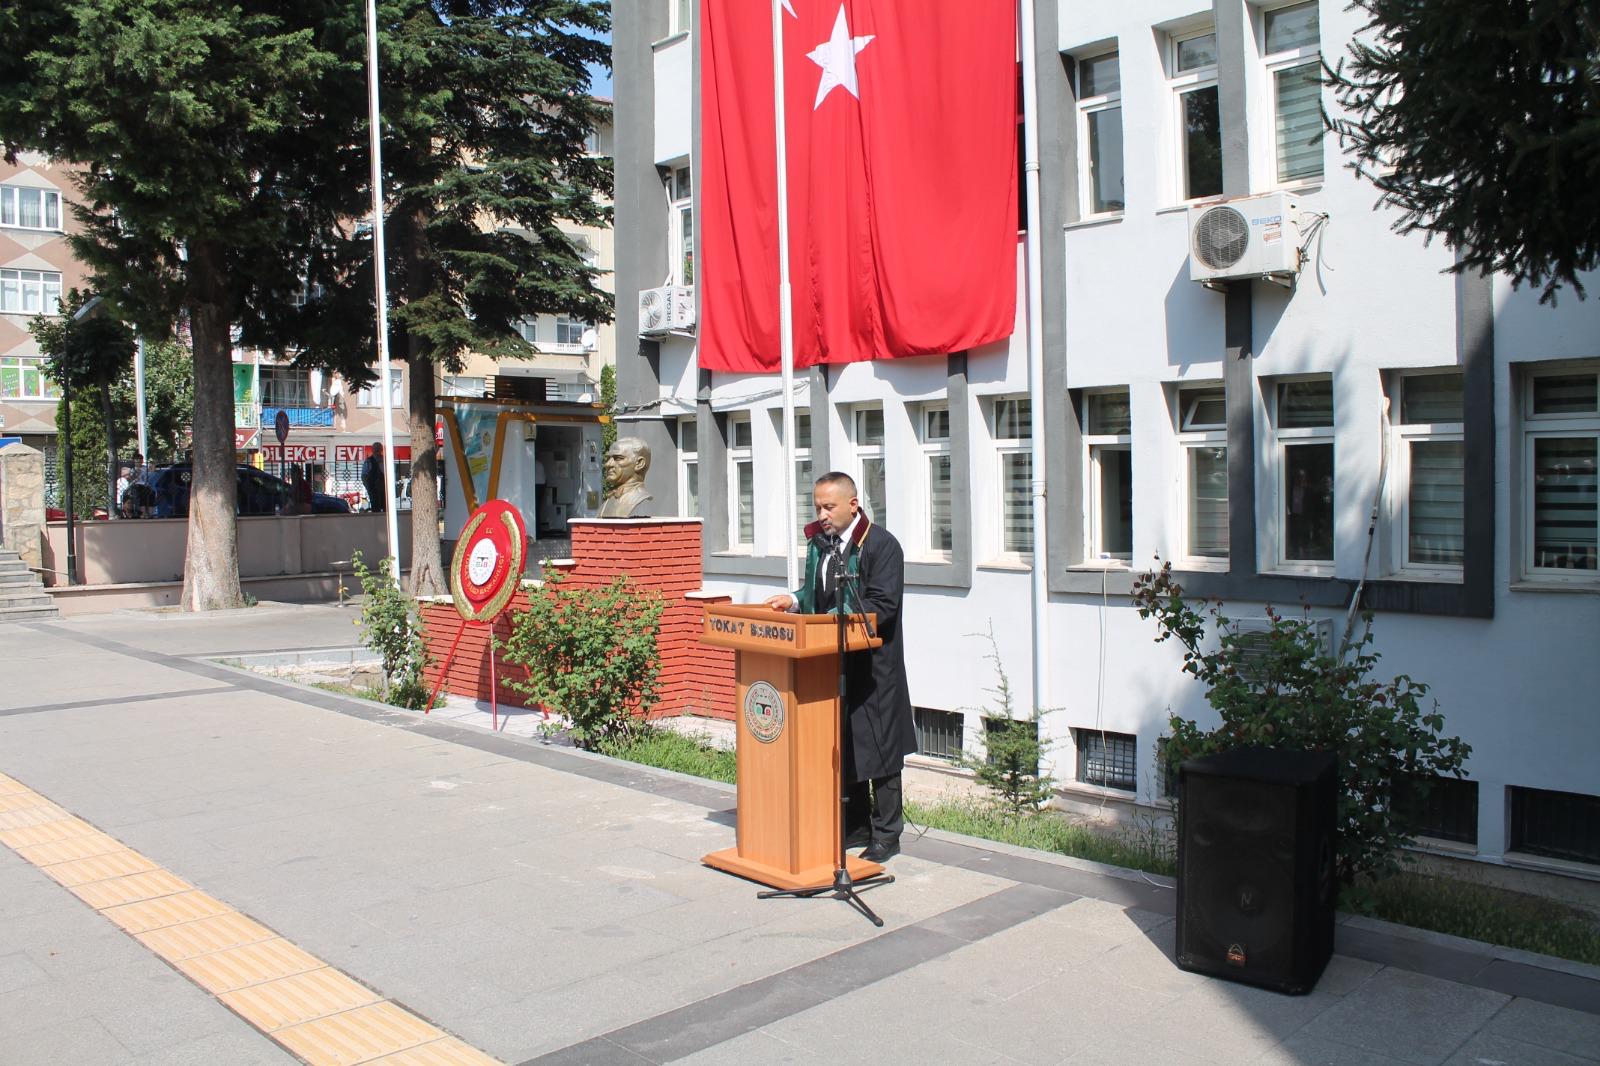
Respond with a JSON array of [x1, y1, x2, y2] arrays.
[[0, 773, 502, 1065]]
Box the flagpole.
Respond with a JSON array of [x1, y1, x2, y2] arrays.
[[1019, 0, 1049, 714], [366, 0, 401, 585], [773, 0, 800, 592]]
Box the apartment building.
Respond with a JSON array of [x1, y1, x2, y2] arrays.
[[612, 1, 1600, 875]]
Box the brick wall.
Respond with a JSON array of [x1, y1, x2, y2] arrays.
[[419, 520, 736, 719]]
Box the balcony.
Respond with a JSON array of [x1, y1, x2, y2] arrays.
[[260, 406, 335, 429]]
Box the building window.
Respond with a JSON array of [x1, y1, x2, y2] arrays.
[[670, 165, 694, 286], [1261, 1, 1323, 184], [442, 375, 485, 398], [1077, 51, 1124, 215], [1509, 786, 1600, 866], [0, 185, 62, 230], [728, 414, 753, 548], [1272, 377, 1335, 567], [851, 405, 888, 529], [1392, 775, 1478, 846], [0, 356, 60, 400], [1391, 372, 1465, 572], [774, 409, 812, 535], [358, 368, 404, 408], [990, 397, 1033, 555], [671, 0, 693, 35], [1075, 728, 1137, 792], [914, 707, 964, 761], [678, 417, 699, 517], [260, 366, 312, 408], [1522, 364, 1598, 577], [555, 316, 591, 347], [0, 268, 63, 315], [1168, 28, 1222, 201], [1083, 390, 1132, 561], [919, 404, 953, 554], [515, 318, 539, 344], [1176, 384, 1228, 561]]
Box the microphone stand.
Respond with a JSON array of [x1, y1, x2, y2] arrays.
[[758, 552, 894, 926]]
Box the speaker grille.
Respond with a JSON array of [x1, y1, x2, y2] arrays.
[[1193, 206, 1250, 270]]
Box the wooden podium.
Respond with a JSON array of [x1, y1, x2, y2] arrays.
[[700, 604, 885, 890]]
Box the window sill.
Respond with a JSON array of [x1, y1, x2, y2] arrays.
[[1067, 560, 1132, 572], [1508, 579, 1600, 595], [1175, 558, 1228, 573], [1502, 851, 1600, 881], [977, 558, 1033, 573], [1156, 197, 1223, 216], [1063, 214, 1124, 232], [651, 31, 689, 49], [1261, 565, 1335, 579], [907, 552, 954, 566], [711, 548, 756, 558], [1056, 781, 1139, 804], [1381, 570, 1465, 585]]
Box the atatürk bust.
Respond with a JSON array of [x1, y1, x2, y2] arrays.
[[598, 437, 654, 518]]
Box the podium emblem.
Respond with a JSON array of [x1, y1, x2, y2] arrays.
[[744, 681, 785, 744]]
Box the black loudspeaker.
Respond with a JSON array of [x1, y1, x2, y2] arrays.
[[1176, 746, 1338, 995]]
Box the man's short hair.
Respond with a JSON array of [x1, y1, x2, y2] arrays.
[[814, 471, 857, 496]]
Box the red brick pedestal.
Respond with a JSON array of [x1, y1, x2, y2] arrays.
[[419, 519, 736, 719]]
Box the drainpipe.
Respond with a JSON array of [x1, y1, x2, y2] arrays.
[[1019, 0, 1049, 713]]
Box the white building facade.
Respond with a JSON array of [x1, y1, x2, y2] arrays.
[[613, 2, 1600, 876]]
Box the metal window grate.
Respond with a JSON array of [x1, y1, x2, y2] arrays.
[[914, 708, 963, 761], [1392, 775, 1479, 845], [1509, 786, 1600, 865], [1075, 729, 1137, 792]]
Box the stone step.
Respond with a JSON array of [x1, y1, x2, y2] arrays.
[[0, 572, 42, 587], [0, 603, 59, 623], [0, 590, 52, 609]]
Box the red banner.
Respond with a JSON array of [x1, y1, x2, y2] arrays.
[[700, 0, 1018, 373]]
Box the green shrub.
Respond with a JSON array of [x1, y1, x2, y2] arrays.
[[351, 551, 433, 711], [957, 624, 1056, 816], [499, 564, 664, 751], [1354, 871, 1600, 966], [600, 726, 737, 783], [1132, 561, 1471, 897]]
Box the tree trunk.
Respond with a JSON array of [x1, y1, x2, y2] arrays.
[[100, 380, 117, 517], [181, 242, 245, 611], [407, 360, 445, 596]]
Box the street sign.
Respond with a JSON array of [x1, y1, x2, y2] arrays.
[[274, 408, 291, 446]]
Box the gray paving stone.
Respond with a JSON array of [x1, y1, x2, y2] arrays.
[[1442, 1032, 1597, 1066], [0, 1015, 130, 1066], [1293, 967, 1511, 1064], [0, 951, 49, 996], [1253, 1034, 1418, 1066], [119, 1026, 301, 1066], [1485, 997, 1600, 1060], [1313, 953, 1383, 996]]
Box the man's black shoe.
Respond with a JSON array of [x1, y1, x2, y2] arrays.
[[844, 826, 871, 849], [861, 838, 900, 863]]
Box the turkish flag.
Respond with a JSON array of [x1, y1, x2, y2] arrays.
[[700, 0, 1018, 373]]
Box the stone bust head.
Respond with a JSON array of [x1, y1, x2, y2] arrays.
[[599, 437, 653, 517]]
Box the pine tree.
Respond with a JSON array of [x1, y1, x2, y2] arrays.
[[275, 1, 614, 596], [1329, 0, 1600, 303], [2, 0, 362, 608]]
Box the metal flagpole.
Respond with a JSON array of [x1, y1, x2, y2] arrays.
[[773, 0, 799, 590], [133, 337, 149, 462], [366, 0, 402, 584]]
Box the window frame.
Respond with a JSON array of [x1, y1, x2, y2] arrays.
[[991, 396, 1033, 559], [776, 408, 813, 540], [1166, 26, 1222, 204], [357, 368, 404, 409], [1074, 728, 1138, 793], [1258, 0, 1324, 188], [1520, 363, 1600, 583], [1082, 389, 1132, 565], [0, 355, 61, 400], [1388, 371, 1466, 578], [669, 165, 694, 288], [1174, 383, 1229, 567], [1268, 375, 1337, 574], [0, 268, 64, 315], [917, 403, 954, 560], [1076, 50, 1125, 217], [850, 404, 888, 530], [260, 366, 313, 408], [678, 416, 700, 518], [0, 185, 63, 231], [727, 413, 754, 550]]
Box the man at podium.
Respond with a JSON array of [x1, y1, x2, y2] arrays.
[[764, 472, 916, 862]]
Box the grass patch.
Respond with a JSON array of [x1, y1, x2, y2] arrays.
[[907, 799, 1176, 878], [309, 680, 388, 702], [600, 727, 737, 784], [1351, 871, 1600, 965]]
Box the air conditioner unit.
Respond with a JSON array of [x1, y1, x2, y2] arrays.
[[638, 285, 696, 336], [1229, 616, 1333, 686], [1188, 193, 1302, 285]]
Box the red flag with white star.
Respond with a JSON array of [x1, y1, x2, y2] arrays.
[[700, 0, 1018, 372]]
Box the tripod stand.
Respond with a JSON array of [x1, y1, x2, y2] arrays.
[[758, 555, 894, 926]]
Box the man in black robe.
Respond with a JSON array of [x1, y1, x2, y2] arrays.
[[765, 472, 915, 862]]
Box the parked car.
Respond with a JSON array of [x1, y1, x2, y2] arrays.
[[132, 464, 352, 518]]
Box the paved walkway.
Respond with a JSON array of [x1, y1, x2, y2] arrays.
[[1, 604, 1597, 1065]]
